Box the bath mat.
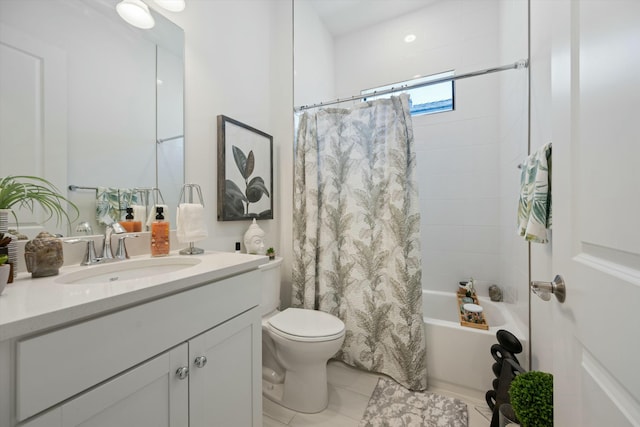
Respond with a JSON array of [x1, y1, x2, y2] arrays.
[[359, 377, 468, 427]]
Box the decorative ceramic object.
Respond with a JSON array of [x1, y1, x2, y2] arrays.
[[489, 284, 503, 302], [462, 303, 484, 323], [24, 231, 64, 278], [0, 209, 8, 232], [0, 264, 8, 295], [497, 329, 523, 354], [243, 218, 265, 255], [0, 212, 17, 281]]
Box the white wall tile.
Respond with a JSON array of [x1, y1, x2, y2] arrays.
[[464, 198, 500, 226], [462, 226, 501, 255], [325, 0, 529, 333], [422, 199, 467, 226]]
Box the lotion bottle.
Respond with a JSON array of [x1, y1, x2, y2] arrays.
[[151, 206, 170, 257]]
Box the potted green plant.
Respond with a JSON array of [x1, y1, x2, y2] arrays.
[[266, 247, 275, 260], [0, 175, 79, 229], [508, 371, 553, 427]]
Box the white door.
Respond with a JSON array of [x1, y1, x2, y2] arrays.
[[551, 0, 640, 425]]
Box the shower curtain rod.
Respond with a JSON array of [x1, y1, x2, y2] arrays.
[[294, 59, 529, 112]]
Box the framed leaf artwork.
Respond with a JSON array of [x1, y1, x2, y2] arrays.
[[217, 115, 273, 221]]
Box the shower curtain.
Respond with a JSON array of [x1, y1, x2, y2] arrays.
[[292, 94, 427, 391]]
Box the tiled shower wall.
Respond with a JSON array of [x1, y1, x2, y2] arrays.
[[333, 0, 529, 329]]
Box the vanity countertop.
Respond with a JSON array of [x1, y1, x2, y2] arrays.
[[0, 251, 268, 342]]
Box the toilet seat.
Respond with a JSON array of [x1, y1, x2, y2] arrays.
[[267, 308, 345, 343]]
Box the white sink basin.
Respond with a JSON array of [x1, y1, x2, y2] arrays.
[[55, 257, 202, 285]]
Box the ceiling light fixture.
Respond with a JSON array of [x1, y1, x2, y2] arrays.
[[404, 34, 417, 43], [116, 0, 155, 29], [153, 0, 186, 12]]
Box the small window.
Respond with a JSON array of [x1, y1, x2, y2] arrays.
[[361, 71, 455, 116]]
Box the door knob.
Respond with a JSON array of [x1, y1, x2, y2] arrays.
[[194, 356, 207, 368], [176, 366, 189, 380], [530, 275, 566, 303]]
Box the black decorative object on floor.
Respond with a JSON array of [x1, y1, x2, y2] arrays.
[[486, 329, 525, 427]]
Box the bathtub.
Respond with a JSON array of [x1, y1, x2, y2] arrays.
[[422, 290, 527, 394]]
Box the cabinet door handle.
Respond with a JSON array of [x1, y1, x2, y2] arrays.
[[194, 356, 208, 368], [176, 366, 189, 380]]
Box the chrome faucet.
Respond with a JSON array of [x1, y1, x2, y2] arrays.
[[101, 222, 126, 260], [115, 234, 139, 260], [65, 238, 100, 266], [66, 222, 129, 266]]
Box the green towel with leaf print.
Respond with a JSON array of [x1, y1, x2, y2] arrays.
[[517, 142, 552, 243], [96, 187, 139, 225]]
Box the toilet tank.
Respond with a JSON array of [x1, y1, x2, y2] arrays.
[[258, 257, 282, 315]]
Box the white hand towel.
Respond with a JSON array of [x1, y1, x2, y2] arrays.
[[176, 203, 208, 243], [131, 205, 147, 223], [146, 204, 169, 228]]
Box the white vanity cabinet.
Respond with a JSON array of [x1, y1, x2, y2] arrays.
[[0, 263, 263, 427], [189, 308, 261, 426], [20, 344, 190, 427]]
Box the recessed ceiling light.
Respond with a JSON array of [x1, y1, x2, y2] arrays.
[[404, 34, 417, 43]]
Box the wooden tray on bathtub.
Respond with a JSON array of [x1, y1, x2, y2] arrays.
[[457, 293, 489, 330]]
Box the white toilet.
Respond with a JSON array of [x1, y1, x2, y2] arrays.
[[259, 258, 345, 413]]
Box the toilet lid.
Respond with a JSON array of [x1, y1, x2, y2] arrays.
[[267, 308, 345, 340]]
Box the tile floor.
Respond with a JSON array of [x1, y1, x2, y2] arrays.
[[263, 360, 491, 426]]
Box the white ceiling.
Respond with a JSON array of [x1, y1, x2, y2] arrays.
[[307, 0, 437, 37]]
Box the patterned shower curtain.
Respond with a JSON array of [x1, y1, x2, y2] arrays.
[[292, 94, 427, 391]]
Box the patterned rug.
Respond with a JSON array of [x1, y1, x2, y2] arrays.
[[359, 377, 468, 427]]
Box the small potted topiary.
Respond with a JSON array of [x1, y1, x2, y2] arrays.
[[266, 247, 276, 260], [508, 370, 553, 426]]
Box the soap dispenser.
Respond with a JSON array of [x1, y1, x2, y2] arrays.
[[150, 206, 170, 257], [119, 208, 142, 232]]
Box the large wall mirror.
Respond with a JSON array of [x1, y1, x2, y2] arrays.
[[0, 0, 184, 237]]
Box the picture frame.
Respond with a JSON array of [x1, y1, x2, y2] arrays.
[[217, 115, 273, 221]]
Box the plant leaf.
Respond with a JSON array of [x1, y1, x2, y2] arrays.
[[0, 175, 79, 227], [246, 176, 270, 202], [224, 193, 245, 217], [245, 151, 255, 178], [232, 146, 247, 177], [225, 179, 248, 203], [225, 180, 247, 217], [257, 209, 272, 218]]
